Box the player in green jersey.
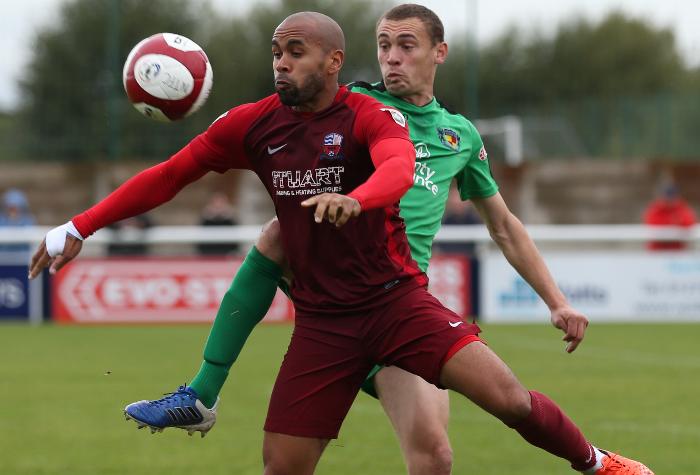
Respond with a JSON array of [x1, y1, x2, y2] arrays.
[[346, 82, 496, 275]]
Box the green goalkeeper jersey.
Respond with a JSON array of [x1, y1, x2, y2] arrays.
[[348, 82, 499, 272]]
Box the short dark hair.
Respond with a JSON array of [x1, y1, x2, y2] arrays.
[[377, 4, 445, 47]]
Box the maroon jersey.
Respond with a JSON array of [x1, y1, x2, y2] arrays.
[[189, 86, 427, 316]]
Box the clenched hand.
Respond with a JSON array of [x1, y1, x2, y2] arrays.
[[550, 305, 589, 353]]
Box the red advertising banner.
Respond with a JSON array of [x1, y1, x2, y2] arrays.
[[52, 258, 293, 323], [52, 255, 471, 323], [427, 254, 472, 318]]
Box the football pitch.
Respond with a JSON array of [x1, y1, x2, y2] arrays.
[[1, 322, 698, 474]]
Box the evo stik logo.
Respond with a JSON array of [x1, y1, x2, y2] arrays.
[[272, 166, 345, 196]]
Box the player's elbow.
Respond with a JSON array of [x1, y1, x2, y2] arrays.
[[396, 163, 414, 195], [487, 212, 521, 246]]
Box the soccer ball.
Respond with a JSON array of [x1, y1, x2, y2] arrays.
[[123, 33, 213, 122]]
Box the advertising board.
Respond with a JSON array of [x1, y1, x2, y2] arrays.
[[481, 252, 700, 322], [52, 255, 473, 323], [52, 258, 293, 323], [0, 264, 29, 319], [0, 251, 44, 321], [427, 254, 472, 318]]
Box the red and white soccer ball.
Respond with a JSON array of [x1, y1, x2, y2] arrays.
[[123, 33, 213, 122]]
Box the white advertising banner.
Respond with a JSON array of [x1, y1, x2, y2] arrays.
[[481, 252, 700, 322]]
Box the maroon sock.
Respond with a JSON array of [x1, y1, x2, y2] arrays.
[[507, 390, 596, 471]]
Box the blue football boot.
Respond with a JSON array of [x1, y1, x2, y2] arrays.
[[124, 385, 218, 437]]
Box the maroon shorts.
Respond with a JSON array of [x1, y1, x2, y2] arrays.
[[263, 286, 483, 439]]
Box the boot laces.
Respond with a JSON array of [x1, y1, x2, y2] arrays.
[[149, 385, 191, 407], [602, 452, 632, 473]]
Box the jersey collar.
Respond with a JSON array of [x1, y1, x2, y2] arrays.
[[376, 81, 437, 111]]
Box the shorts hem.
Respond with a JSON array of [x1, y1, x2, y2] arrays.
[[436, 335, 487, 389], [440, 334, 486, 368], [263, 423, 340, 440]]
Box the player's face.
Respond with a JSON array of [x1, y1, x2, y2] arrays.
[[272, 30, 327, 106], [376, 18, 447, 102]]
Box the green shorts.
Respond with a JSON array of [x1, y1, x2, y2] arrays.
[[360, 365, 383, 399], [278, 279, 383, 400]]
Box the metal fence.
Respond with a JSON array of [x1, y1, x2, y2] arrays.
[[507, 93, 700, 160], [1, 225, 698, 324]]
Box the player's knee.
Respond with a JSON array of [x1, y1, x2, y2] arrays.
[[262, 458, 298, 475], [403, 429, 452, 475], [255, 218, 287, 268], [262, 443, 310, 475], [428, 444, 453, 474], [406, 443, 453, 475], [262, 432, 326, 475], [263, 456, 298, 475], [499, 387, 532, 424]]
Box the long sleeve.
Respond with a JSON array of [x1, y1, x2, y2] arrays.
[[72, 145, 208, 237], [348, 137, 415, 210]]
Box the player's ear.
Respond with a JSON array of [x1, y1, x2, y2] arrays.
[[327, 49, 344, 75], [435, 42, 448, 65]]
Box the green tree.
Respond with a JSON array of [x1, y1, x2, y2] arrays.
[[0, 111, 22, 160], [549, 13, 683, 96], [435, 12, 687, 118], [16, 0, 388, 161], [199, 0, 388, 121], [20, 4, 691, 160], [18, 0, 212, 159]]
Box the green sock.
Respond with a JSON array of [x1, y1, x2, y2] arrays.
[[189, 246, 284, 408]]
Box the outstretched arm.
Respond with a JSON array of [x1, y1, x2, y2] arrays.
[[470, 192, 589, 352], [72, 145, 207, 238], [29, 146, 209, 278]]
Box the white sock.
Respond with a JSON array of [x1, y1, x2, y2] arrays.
[[580, 446, 606, 474]]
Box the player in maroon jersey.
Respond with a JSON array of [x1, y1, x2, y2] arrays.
[[30, 11, 652, 475]]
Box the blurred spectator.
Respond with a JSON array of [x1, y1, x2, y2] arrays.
[[107, 214, 153, 256], [198, 192, 240, 255], [0, 189, 36, 227], [643, 183, 698, 250], [437, 184, 482, 256], [0, 189, 36, 253]]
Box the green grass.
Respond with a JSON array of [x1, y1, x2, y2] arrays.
[[1, 322, 698, 474]]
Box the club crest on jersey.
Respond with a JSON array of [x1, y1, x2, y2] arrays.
[[320, 133, 344, 160], [437, 126, 461, 152], [478, 146, 488, 161]]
